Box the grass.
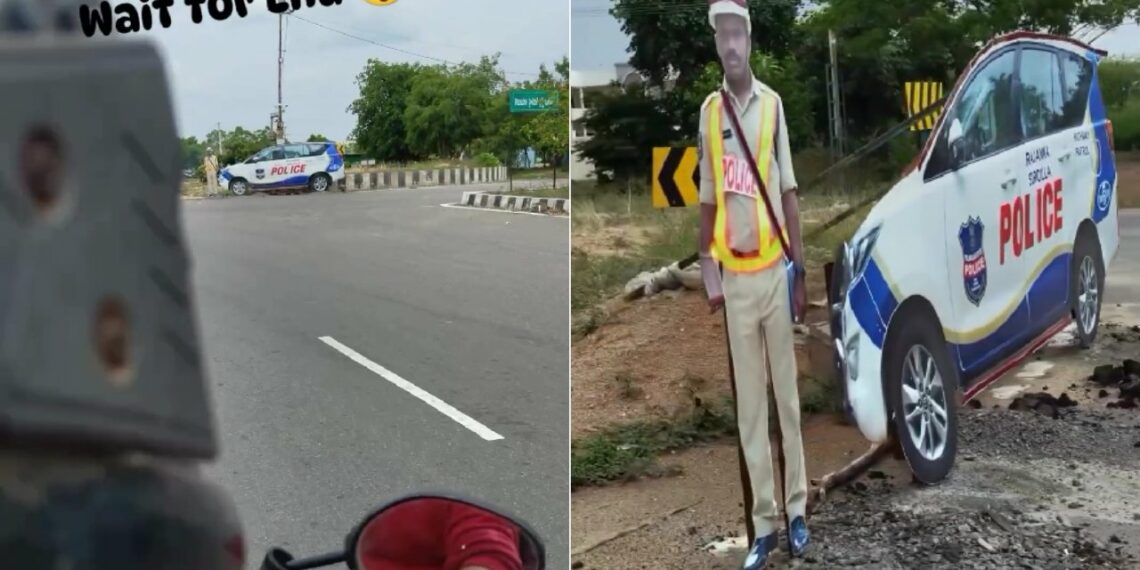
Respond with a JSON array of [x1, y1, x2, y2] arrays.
[[569, 178, 881, 329], [181, 180, 231, 199], [494, 186, 570, 199], [510, 167, 568, 180], [571, 397, 737, 489], [570, 376, 845, 488]]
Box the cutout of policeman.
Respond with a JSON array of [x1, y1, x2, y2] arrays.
[[204, 148, 219, 196], [697, 1, 811, 568]]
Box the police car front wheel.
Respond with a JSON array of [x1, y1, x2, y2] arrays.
[[1071, 229, 1104, 349], [229, 179, 249, 196], [309, 173, 331, 193], [884, 311, 959, 485]]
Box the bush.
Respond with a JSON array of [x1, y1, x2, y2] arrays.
[[474, 152, 501, 167], [1109, 98, 1140, 152]]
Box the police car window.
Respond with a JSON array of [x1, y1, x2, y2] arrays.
[[1019, 48, 1064, 138], [306, 144, 327, 156], [248, 148, 272, 163], [1060, 52, 1093, 129], [270, 147, 286, 161], [953, 50, 1017, 159], [283, 144, 305, 159]]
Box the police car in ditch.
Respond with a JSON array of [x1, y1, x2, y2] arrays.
[[219, 141, 345, 195], [829, 31, 1120, 484]]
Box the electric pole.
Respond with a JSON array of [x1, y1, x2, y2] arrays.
[[276, 12, 286, 144]]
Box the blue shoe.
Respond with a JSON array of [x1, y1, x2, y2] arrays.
[[788, 516, 810, 557], [742, 532, 777, 570]]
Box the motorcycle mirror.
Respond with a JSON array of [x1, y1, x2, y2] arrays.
[[346, 494, 545, 570]]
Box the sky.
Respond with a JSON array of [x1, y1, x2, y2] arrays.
[[570, 0, 1140, 73], [134, 0, 569, 142]]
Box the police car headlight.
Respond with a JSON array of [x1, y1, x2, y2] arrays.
[[848, 224, 882, 282], [328, 163, 341, 172], [845, 330, 860, 383]]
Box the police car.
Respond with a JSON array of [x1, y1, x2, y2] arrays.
[[829, 31, 1120, 484], [219, 141, 345, 196]]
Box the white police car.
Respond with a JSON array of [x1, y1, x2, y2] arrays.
[[829, 32, 1120, 484], [219, 141, 345, 196]]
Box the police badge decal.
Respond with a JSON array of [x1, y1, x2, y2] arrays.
[[959, 216, 987, 306]]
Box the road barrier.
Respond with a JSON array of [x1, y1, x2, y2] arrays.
[[343, 166, 508, 191], [459, 191, 569, 214]]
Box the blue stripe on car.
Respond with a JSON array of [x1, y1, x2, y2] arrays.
[[1087, 50, 1116, 224], [850, 252, 1071, 378]]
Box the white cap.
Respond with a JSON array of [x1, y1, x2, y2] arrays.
[[708, 0, 751, 33]]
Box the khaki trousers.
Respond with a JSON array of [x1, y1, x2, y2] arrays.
[[723, 264, 807, 536], [206, 169, 218, 195]]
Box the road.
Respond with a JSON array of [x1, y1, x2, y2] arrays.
[[1105, 208, 1140, 303], [182, 183, 568, 568]]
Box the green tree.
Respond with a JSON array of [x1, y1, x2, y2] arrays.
[[181, 136, 205, 170], [404, 56, 505, 159], [574, 88, 679, 182], [610, 0, 801, 88], [307, 133, 329, 142], [349, 61, 422, 162]]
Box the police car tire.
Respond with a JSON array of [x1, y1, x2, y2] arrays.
[[309, 173, 331, 193], [1071, 229, 1104, 349], [884, 311, 959, 485], [229, 178, 249, 196]]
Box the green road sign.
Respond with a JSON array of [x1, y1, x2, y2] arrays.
[[509, 89, 558, 113]]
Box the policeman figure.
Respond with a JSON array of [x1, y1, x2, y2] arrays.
[[697, 1, 810, 568], [204, 148, 220, 196]]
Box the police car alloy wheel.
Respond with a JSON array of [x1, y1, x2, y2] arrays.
[[1071, 230, 1104, 348], [309, 173, 331, 193], [229, 179, 249, 196], [884, 312, 959, 485]]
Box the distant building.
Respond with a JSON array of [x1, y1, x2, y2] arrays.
[[570, 63, 676, 181]]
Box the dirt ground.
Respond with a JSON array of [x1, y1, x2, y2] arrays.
[[571, 306, 1140, 569], [570, 153, 1140, 568]]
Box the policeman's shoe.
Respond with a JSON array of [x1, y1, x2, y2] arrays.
[[741, 531, 778, 570], [788, 515, 810, 557]]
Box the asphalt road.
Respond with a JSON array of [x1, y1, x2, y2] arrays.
[[182, 183, 569, 568], [1105, 208, 1140, 303]]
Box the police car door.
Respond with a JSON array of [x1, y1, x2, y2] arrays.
[[1014, 46, 1077, 332], [925, 46, 1029, 379]]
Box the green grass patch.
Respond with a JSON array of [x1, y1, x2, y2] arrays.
[[510, 167, 568, 181], [571, 397, 737, 489], [570, 376, 846, 488], [495, 186, 569, 199]]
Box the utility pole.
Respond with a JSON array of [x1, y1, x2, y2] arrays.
[[276, 13, 286, 144], [216, 122, 223, 156], [827, 29, 846, 192]]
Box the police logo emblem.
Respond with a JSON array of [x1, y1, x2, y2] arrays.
[[255, 168, 265, 180], [1096, 179, 1111, 212], [959, 216, 987, 306]]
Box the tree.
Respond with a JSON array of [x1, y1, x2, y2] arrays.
[[348, 61, 421, 162], [611, 0, 801, 88], [404, 56, 505, 159], [307, 133, 329, 142], [181, 136, 205, 170], [574, 88, 679, 182]]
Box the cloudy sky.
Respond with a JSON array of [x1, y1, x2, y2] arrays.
[[570, 0, 1140, 72], [136, 0, 568, 142]]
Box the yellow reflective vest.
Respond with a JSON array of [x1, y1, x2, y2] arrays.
[[706, 91, 788, 274]]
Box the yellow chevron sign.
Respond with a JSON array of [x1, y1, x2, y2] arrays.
[[652, 147, 700, 208], [905, 81, 944, 131]]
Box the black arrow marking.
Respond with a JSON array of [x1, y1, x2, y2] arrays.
[[691, 154, 700, 195], [658, 148, 685, 207]]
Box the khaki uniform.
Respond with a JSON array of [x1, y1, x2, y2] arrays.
[[203, 154, 219, 195], [699, 76, 807, 537]]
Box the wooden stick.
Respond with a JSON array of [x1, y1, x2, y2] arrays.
[[805, 441, 892, 515], [571, 499, 704, 557]]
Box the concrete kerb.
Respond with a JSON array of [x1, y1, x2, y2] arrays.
[[342, 166, 506, 192], [456, 190, 569, 215]]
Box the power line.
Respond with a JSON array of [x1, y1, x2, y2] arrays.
[[286, 13, 542, 77]]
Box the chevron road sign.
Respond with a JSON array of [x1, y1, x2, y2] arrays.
[[652, 146, 700, 208], [905, 81, 945, 131]]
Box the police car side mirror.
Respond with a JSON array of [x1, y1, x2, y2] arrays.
[[947, 118, 965, 163]]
